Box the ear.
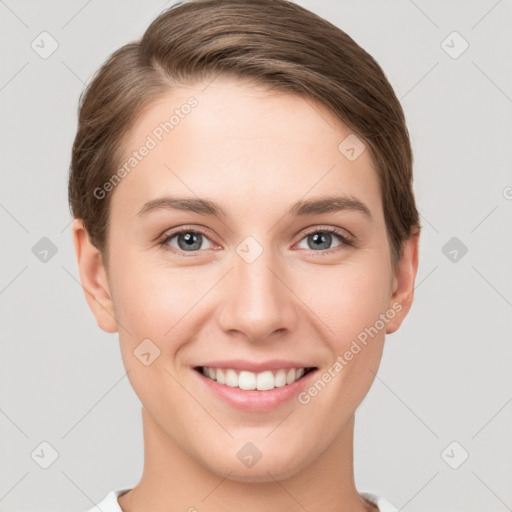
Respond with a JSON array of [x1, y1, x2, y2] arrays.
[[71, 219, 118, 333], [385, 228, 420, 335]]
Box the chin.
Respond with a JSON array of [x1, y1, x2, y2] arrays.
[[199, 446, 310, 483]]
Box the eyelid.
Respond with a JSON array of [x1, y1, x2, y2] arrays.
[[158, 224, 355, 255], [298, 225, 355, 243], [157, 225, 215, 249], [294, 226, 355, 253]]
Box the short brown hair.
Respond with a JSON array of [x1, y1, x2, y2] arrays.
[[68, 0, 420, 268]]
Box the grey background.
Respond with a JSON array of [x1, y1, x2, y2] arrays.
[[1, 0, 511, 511]]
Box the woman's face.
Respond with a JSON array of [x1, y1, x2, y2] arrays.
[[76, 77, 417, 482]]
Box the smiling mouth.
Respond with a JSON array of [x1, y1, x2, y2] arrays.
[[194, 366, 317, 391]]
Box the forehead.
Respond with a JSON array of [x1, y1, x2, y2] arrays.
[[111, 77, 382, 222]]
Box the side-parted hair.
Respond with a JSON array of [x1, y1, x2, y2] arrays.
[[68, 0, 420, 268]]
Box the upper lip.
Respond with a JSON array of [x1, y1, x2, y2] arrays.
[[194, 359, 318, 373]]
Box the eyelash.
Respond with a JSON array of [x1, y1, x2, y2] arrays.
[[158, 225, 355, 257]]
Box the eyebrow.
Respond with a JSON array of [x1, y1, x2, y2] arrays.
[[137, 195, 372, 220]]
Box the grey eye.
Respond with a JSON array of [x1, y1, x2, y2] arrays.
[[297, 231, 344, 251], [164, 230, 214, 251]]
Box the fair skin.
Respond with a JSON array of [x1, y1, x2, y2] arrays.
[[73, 77, 419, 512]]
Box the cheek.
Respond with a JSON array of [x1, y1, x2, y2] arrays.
[[110, 254, 202, 341], [298, 257, 392, 348], [109, 259, 203, 416], [110, 242, 393, 356], [308, 260, 392, 406], [293, 257, 392, 407]]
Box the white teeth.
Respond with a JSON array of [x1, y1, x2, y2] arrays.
[[225, 369, 238, 387], [256, 370, 274, 391], [216, 368, 226, 385], [274, 369, 287, 388], [200, 366, 311, 390], [239, 371, 256, 390]]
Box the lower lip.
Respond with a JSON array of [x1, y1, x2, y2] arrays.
[[192, 368, 318, 411]]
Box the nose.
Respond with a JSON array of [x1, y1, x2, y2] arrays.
[[217, 242, 297, 344]]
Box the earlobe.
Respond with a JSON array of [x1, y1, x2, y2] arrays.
[[71, 219, 118, 334], [385, 228, 420, 335]]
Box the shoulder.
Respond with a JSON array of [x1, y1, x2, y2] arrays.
[[360, 491, 398, 512], [85, 488, 131, 512]]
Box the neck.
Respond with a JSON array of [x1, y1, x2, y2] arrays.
[[118, 407, 375, 512]]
